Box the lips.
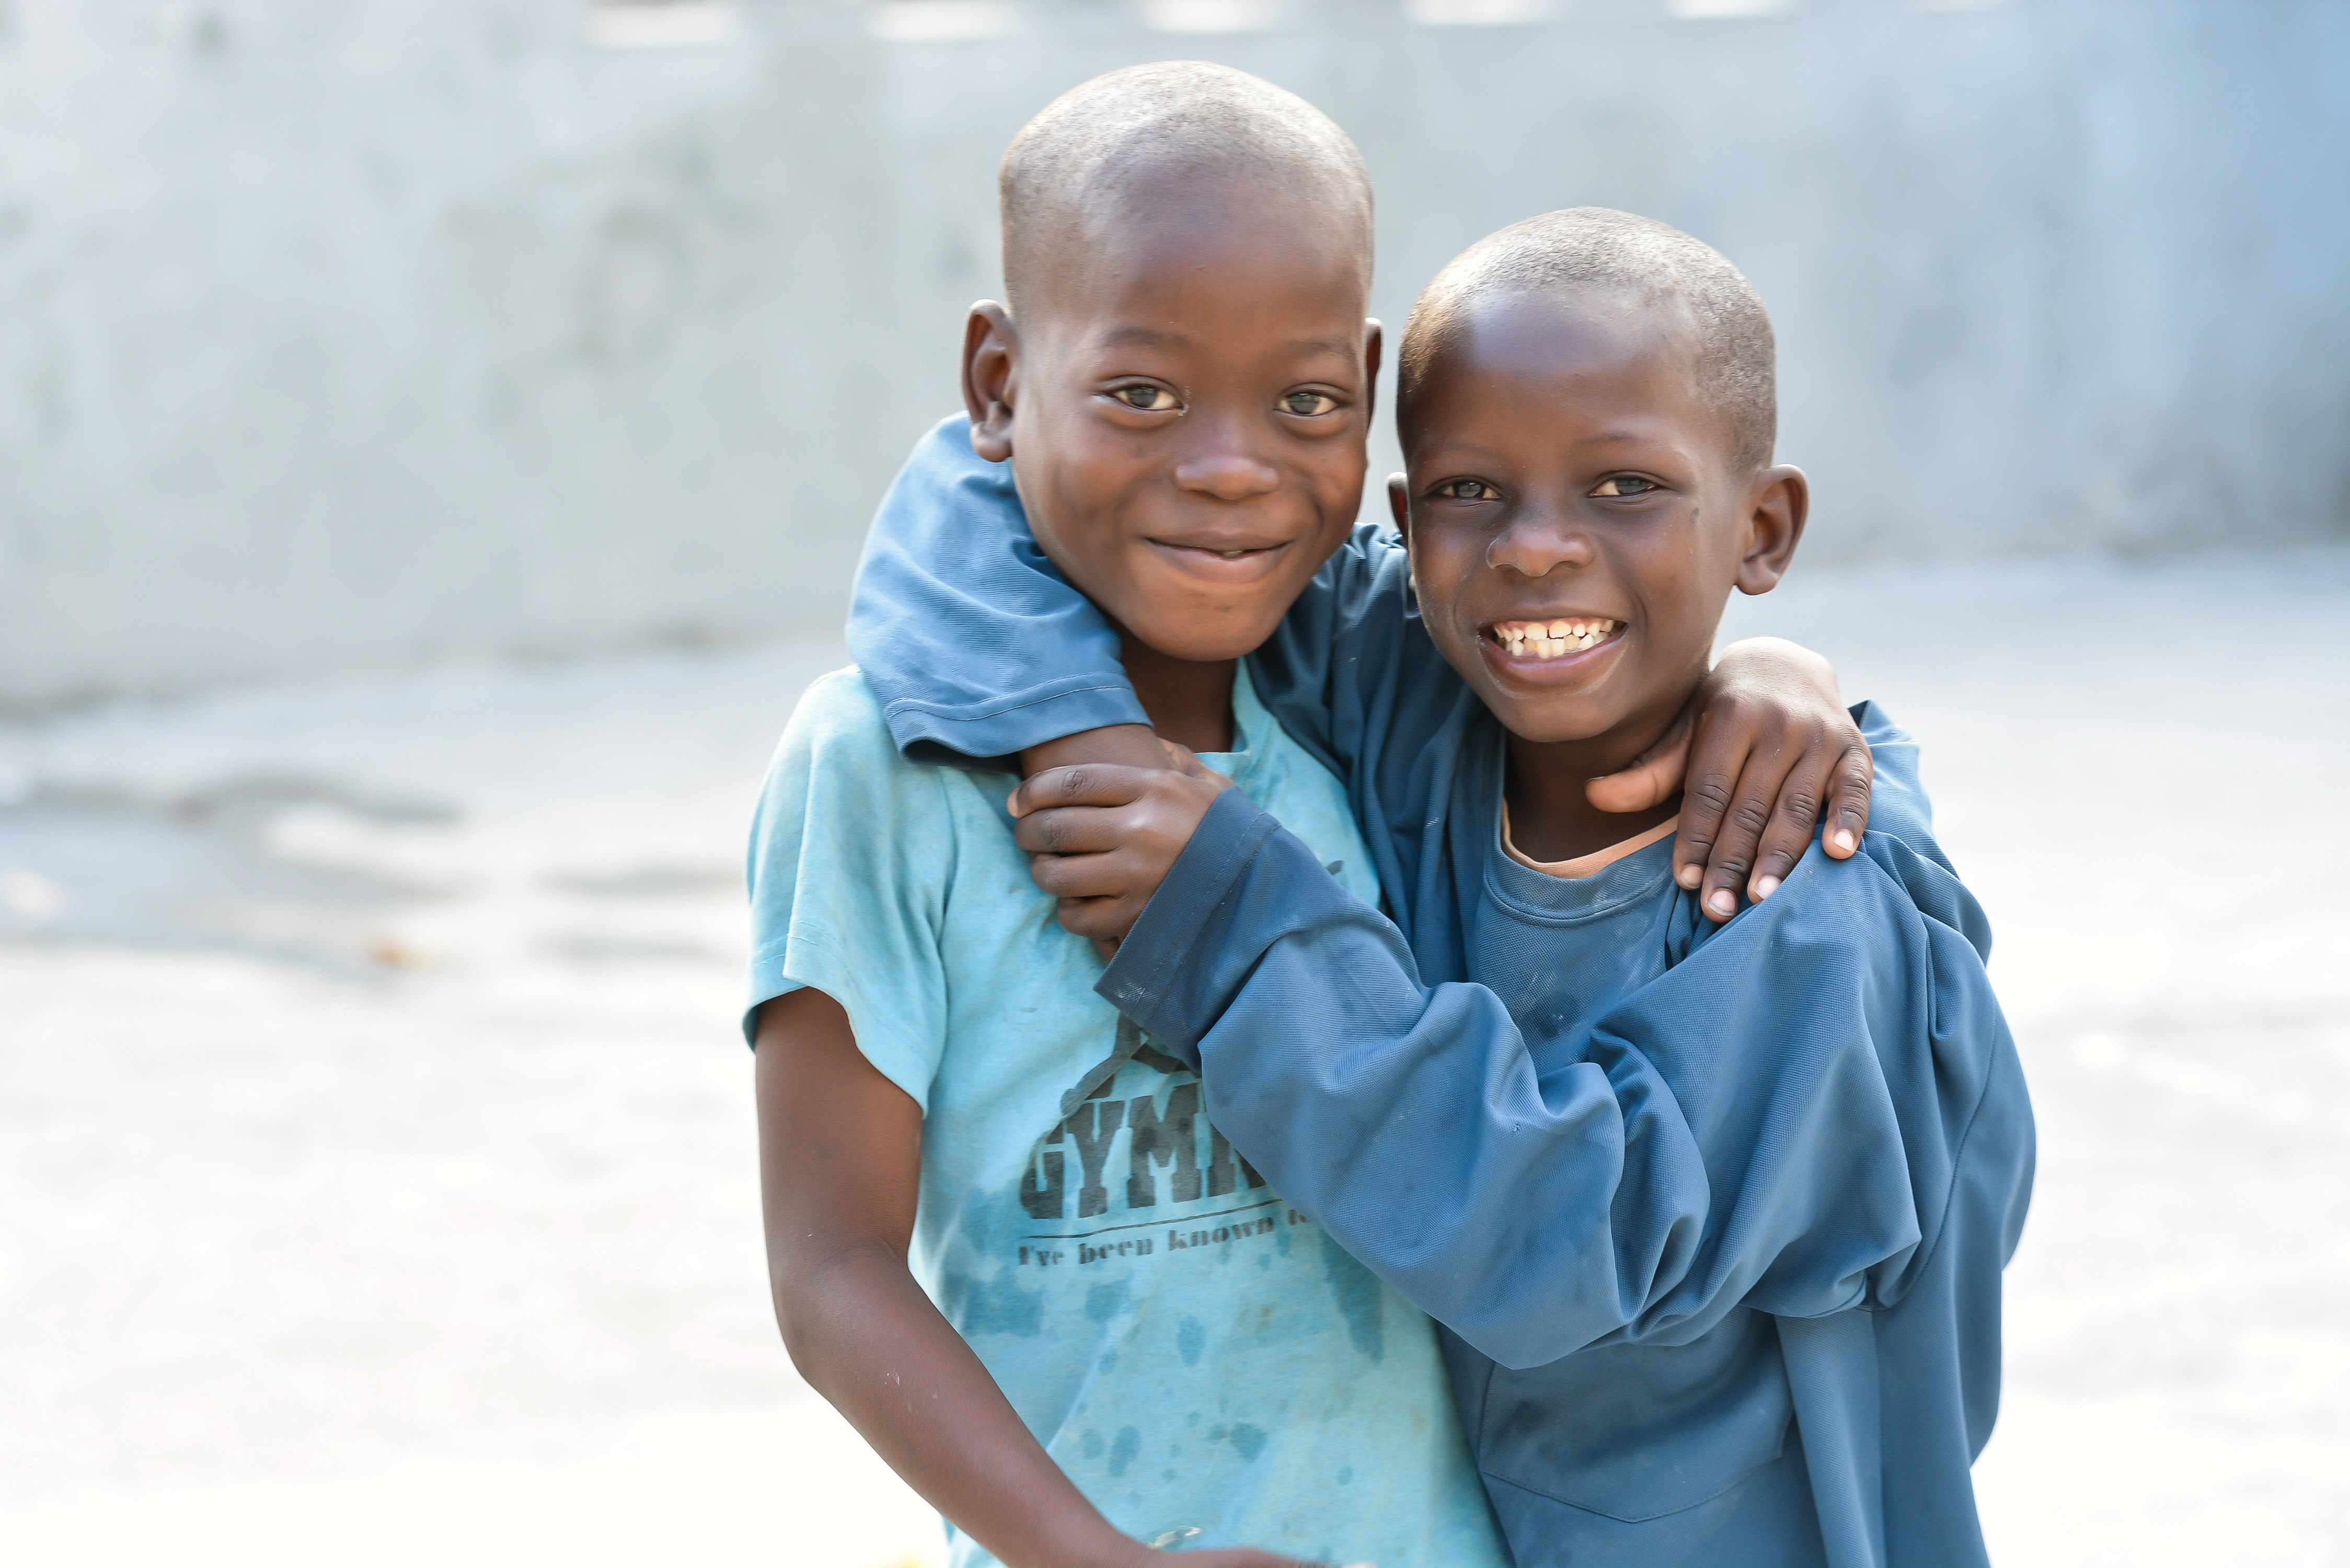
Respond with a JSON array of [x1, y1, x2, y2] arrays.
[[1146, 537, 1292, 586]]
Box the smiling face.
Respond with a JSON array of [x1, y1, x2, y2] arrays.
[[965, 172, 1377, 663], [1393, 285, 1805, 756]]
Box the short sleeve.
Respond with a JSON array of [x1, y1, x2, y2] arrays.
[[743, 670, 954, 1111]]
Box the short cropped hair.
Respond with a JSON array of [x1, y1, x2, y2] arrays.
[[999, 62, 1373, 316], [1399, 209, 1777, 472]]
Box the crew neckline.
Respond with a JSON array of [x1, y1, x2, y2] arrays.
[[1192, 662, 1264, 773], [1499, 802, 1680, 881]]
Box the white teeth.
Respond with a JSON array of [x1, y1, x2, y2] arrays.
[[1494, 618, 1621, 656]]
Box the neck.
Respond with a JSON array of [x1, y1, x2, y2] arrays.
[[1501, 691, 1691, 866], [1119, 631, 1237, 754]]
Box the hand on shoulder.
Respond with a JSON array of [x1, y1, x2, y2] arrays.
[[1586, 637, 1875, 923]]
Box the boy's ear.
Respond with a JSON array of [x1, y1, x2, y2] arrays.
[[962, 302, 1019, 463], [1386, 474, 1411, 539], [1733, 465, 1808, 596], [1362, 318, 1383, 427]]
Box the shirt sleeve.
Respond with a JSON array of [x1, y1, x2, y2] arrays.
[[743, 673, 955, 1111], [845, 415, 1144, 767], [1096, 789, 2026, 1373]]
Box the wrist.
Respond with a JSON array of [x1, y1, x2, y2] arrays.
[[1020, 723, 1173, 779]]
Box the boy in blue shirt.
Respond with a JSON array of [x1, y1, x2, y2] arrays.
[[846, 207, 2032, 1567], [755, 64, 1886, 1568]]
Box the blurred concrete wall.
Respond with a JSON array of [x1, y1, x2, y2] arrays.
[[2, 0, 2345, 705]]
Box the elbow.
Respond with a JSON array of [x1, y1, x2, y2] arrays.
[[766, 1236, 901, 1388], [767, 1262, 823, 1383]]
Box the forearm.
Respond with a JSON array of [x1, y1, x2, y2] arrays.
[[1099, 796, 1703, 1366], [1098, 797, 1952, 1367], [755, 989, 1140, 1568], [774, 1246, 1137, 1568]]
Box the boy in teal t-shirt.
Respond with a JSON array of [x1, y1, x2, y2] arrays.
[[747, 667, 1502, 1565]]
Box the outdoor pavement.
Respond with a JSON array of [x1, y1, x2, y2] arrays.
[[3, 547, 2345, 1566]]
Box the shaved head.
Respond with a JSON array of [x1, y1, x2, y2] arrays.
[[1400, 209, 1777, 472], [999, 62, 1374, 318]]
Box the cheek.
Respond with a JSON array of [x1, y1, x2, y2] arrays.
[[1409, 534, 1484, 619]]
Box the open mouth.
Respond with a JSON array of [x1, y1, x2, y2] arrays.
[[1486, 617, 1622, 660]]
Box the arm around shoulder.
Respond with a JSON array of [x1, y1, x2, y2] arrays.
[[1093, 795, 2026, 1370]]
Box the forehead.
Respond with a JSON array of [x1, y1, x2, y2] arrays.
[[1447, 285, 1695, 395], [1033, 163, 1370, 325], [1407, 285, 1715, 449]]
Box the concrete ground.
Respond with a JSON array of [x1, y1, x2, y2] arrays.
[[2, 547, 2344, 1566]]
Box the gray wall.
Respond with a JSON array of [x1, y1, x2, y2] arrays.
[[3, 0, 2345, 706]]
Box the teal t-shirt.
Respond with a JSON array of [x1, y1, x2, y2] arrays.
[[746, 667, 1507, 1568]]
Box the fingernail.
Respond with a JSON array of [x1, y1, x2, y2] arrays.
[[1708, 889, 1736, 915], [1677, 864, 1703, 888], [1831, 829, 1856, 852], [1754, 875, 1781, 900]]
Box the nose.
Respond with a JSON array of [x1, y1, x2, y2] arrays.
[[1486, 511, 1594, 578], [1172, 448, 1281, 502]]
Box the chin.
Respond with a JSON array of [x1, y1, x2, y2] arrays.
[[1478, 690, 1613, 745], [1120, 589, 1293, 664], [1131, 621, 1276, 664]]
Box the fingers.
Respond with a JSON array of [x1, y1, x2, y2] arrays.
[[1051, 889, 1146, 943], [1026, 846, 1160, 943], [1746, 741, 1833, 901], [1694, 744, 1780, 923], [1585, 706, 1691, 815], [1687, 734, 1874, 919], [1006, 763, 1159, 820], [1822, 738, 1873, 858], [1013, 805, 1127, 857], [1671, 710, 1752, 900], [1672, 644, 1875, 917], [1011, 764, 1231, 945], [1027, 845, 1143, 901]]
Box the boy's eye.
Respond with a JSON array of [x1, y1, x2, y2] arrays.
[[1437, 479, 1500, 501], [1281, 390, 1340, 417], [1111, 385, 1179, 412], [1592, 475, 1660, 498]]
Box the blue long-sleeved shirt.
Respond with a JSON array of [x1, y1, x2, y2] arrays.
[[846, 417, 2036, 1568]]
